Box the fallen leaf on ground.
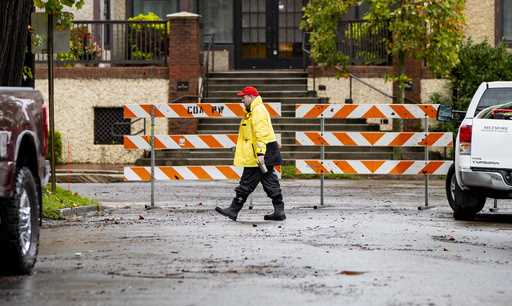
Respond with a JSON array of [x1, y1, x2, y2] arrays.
[[339, 270, 366, 276]]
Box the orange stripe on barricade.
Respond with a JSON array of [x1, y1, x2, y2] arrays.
[[123, 136, 138, 149], [265, 104, 279, 118], [333, 104, 358, 118], [390, 104, 415, 119], [217, 166, 241, 180], [304, 132, 327, 145], [362, 160, 386, 173], [305, 160, 328, 174], [131, 167, 151, 181], [123, 106, 137, 119], [228, 134, 238, 144], [201, 135, 223, 148], [189, 167, 213, 180], [361, 132, 385, 145], [304, 104, 329, 118], [419, 104, 438, 119], [159, 167, 184, 180], [421, 161, 444, 174], [389, 132, 414, 147], [363, 106, 387, 119], [390, 161, 415, 175], [333, 160, 356, 174], [333, 132, 357, 146], [172, 104, 191, 118], [420, 133, 444, 146]]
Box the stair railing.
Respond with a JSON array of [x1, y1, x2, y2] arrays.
[[200, 33, 216, 100]]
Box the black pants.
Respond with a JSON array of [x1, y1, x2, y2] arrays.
[[234, 166, 283, 205]]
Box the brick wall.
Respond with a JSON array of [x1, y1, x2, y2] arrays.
[[167, 12, 202, 135]]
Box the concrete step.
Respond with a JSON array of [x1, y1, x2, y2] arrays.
[[208, 71, 307, 78], [202, 97, 325, 104], [207, 78, 307, 85], [208, 84, 307, 91], [207, 90, 309, 98]]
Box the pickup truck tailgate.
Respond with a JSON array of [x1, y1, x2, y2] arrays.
[[471, 118, 512, 169]]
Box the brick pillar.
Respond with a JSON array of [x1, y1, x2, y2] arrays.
[[393, 57, 423, 131], [392, 58, 423, 104], [167, 12, 201, 134]]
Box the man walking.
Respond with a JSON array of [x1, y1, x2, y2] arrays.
[[215, 86, 286, 221]]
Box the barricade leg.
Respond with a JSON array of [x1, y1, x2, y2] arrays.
[[418, 116, 434, 211]]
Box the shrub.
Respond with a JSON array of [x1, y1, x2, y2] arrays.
[[449, 40, 512, 111], [128, 12, 169, 61], [48, 131, 64, 164]]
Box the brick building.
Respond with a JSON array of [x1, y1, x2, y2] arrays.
[[34, 0, 511, 164]]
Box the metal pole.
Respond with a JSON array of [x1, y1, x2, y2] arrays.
[[320, 115, 325, 206], [150, 106, 156, 208], [349, 75, 353, 102], [425, 116, 429, 207], [47, 13, 56, 193], [419, 116, 432, 210]]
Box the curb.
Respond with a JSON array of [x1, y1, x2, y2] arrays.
[[58, 205, 100, 218]]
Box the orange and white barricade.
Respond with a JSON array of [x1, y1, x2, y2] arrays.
[[125, 165, 281, 181], [122, 102, 283, 207], [296, 160, 452, 175], [295, 102, 450, 209], [295, 132, 453, 147], [295, 103, 438, 119], [124, 134, 281, 150], [124, 103, 281, 118]]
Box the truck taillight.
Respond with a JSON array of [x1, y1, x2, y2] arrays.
[[459, 124, 472, 155], [42, 105, 49, 157]]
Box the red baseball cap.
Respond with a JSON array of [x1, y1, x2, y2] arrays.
[[237, 86, 259, 97]]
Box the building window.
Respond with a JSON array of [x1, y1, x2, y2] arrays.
[[503, 0, 512, 42], [198, 0, 233, 43], [132, 0, 179, 19], [94, 107, 130, 145]]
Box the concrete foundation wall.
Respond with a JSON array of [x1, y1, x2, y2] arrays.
[[35, 78, 168, 164], [310, 77, 393, 104], [421, 79, 451, 103]]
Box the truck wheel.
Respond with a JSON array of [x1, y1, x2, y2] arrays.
[[445, 164, 486, 220], [0, 167, 40, 275]]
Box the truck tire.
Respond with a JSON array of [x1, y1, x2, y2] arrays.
[[446, 164, 486, 220], [0, 167, 40, 275]]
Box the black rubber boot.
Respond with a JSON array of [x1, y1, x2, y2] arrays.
[[264, 197, 286, 221], [215, 197, 244, 221]]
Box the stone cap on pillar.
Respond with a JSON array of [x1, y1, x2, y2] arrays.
[[167, 12, 200, 19]]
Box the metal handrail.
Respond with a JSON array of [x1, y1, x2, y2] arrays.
[[303, 31, 419, 104], [200, 33, 215, 100], [112, 117, 146, 137]]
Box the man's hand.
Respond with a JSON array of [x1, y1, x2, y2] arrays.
[[257, 154, 265, 166]]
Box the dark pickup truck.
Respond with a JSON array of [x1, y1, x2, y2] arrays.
[[0, 87, 49, 275]]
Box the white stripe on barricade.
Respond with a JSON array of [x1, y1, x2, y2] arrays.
[[295, 104, 439, 119], [124, 166, 282, 181], [295, 160, 452, 175], [295, 132, 453, 147], [124, 103, 281, 118]]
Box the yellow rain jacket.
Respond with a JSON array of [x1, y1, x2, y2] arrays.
[[234, 96, 277, 167]]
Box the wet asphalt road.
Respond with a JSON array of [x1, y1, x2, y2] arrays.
[[1, 179, 512, 306]]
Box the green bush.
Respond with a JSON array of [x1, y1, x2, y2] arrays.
[[449, 40, 512, 111], [48, 131, 64, 164], [128, 12, 169, 61]]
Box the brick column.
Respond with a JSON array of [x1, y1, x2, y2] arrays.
[[393, 57, 423, 131], [167, 12, 201, 134]]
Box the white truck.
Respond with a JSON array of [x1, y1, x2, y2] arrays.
[[446, 81, 512, 219]]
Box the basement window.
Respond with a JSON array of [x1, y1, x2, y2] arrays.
[[94, 107, 130, 145]]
